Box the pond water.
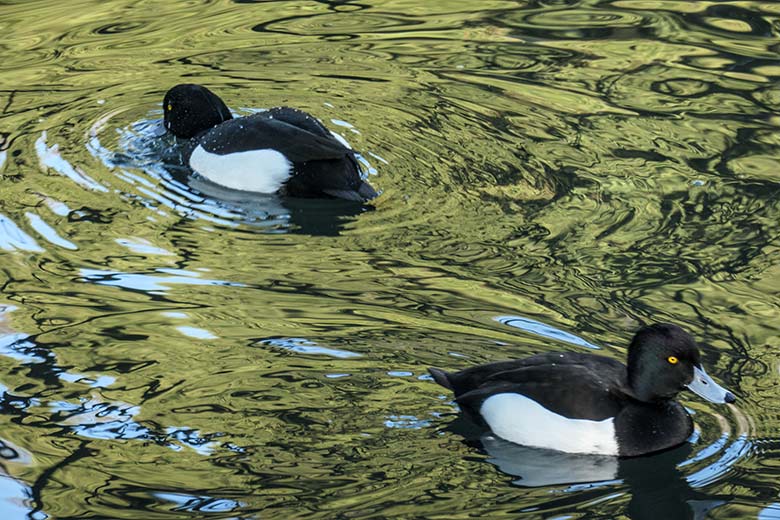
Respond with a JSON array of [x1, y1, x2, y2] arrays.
[[1, 0, 780, 518]]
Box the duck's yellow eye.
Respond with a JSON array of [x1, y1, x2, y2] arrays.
[[167, 104, 172, 111], [668, 356, 679, 364]]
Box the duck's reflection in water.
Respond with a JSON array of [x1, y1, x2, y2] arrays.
[[488, 435, 725, 519], [481, 434, 619, 487], [448, 418, 726, 519], [188, 174, 374, 236]]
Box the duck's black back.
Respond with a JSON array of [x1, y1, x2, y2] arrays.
[[449, 353, 628, 422], [198, 112, 351, 161], [195, 109, 376, 200], [260, 110, 371, 200], [264, 107, 333, 138]]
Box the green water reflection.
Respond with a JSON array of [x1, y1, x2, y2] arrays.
[[0, 0, 779, 518]]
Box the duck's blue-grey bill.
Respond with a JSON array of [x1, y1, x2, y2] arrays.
[[687, 365, 736, 404]]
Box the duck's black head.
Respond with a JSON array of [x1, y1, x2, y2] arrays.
[[626, 323, 735, 404], [163, 84, 233, 139]]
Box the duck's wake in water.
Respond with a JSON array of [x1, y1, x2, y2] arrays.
[[87, 91, 380, 234]]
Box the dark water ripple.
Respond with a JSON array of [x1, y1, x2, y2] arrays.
[[0, 0, 777, 518]]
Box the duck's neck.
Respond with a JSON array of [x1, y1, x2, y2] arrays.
[[626, 373, 678, 403]]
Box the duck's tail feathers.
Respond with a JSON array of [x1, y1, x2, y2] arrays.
[[323, 180, 379, 202], [322, 189, 363, 201], [357, 180, 379, 200], [428, 367, 453, 390]]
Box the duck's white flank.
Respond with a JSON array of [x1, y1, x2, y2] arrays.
[[190, 145, 292, 193], [480, 393, 619, 456]]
